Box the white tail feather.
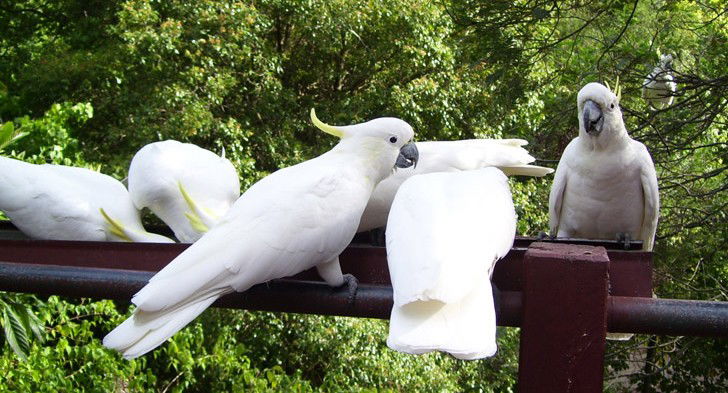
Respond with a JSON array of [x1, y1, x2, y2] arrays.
[[387, 277, 497, 360], [104, 289, 227, 359], [493, 138, 528, 147], [498, 164, 554, 177]]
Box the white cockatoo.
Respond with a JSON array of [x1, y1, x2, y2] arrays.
[[357, 139, 553, 232], [128, 140, 241, 243], [549, 82, 660, 251], [0, 156, 174, 243], [642, 54, 676, 110], [103, 109, 419, 359], [386, 167, 516, 360]]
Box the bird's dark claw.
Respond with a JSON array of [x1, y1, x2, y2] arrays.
[[616, 232, 631, 250], [368, 228, 386, 247], [339, 273, 359, 305], [537, 231, 556, 241]]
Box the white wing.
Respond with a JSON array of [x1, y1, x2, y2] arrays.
[[548, 139, 577, 237], [0, 157, 171, 243], [0, 157, 106, 241], [636, 142, 659, 251], [385, 167, 516, 359]]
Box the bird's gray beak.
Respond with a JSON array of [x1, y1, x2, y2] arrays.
[[583, 99, 603, 135], [395, 142, 419, 169]]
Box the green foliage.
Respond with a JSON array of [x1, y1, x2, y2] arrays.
[[215, 310, 519, 392], [1, 83, 95, 167], [0, 298, 520, 392], [0, 84, 29, 151], [8, 101, 95, 166], [0, 297, 315, 392]]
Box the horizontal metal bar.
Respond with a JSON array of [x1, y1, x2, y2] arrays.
[[352, 229, 644, 250], [2, 261, 726, 337], [513, 236, 644, 250], [0, 261, 522, 324], [1, 220, 644, 250], [608, 296, 728, 337], [0, 238, 653, 297]]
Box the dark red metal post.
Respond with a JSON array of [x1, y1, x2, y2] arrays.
[[518, 242, 610, 393]]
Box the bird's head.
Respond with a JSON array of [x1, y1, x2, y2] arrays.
[[577, 82, 626, 142], [659, 53, 673, 70], [310, 109, 418, 170]]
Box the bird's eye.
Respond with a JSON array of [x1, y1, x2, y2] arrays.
[[610, 103, 615, 109], [389, 136, 398, 143]]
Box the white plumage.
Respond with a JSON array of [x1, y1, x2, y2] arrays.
[[0, 156, 173, 243], [128, 140, 240, 243], [642, 54, 676, 110], [549, 82, 660, 251], [103, 110, 418, 359], [386, 167, 516, 360], [357, 139, 552, 232]]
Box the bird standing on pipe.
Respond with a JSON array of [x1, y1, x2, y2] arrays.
[[549, 81, 660, 251], [104, 109, 418, 359]]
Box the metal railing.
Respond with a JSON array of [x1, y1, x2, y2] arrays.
[[0, 224, 726, 392]]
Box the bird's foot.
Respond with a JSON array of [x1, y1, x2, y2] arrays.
[[537, 231, 556, 241], [368, 228, 386, 247], [616, 232, 632, 250], [339, 273, 359, 305]]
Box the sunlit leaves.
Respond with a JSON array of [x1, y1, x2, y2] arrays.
[[0, 121, 29, 152]]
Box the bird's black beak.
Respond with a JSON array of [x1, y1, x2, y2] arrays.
[[395, 142, 419, 169], [583, 99, 603, 135]]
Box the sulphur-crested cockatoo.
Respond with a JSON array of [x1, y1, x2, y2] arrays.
[[386, 167, 515, 360], [357, 139, 552, 232], [642, 54, 676, 110], [549, 82, 659, 251], [103, 109, 419, 359], [0, 156, 174, 242], [128, 140, 240, 243]]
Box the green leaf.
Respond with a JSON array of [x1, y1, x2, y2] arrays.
[[0, 122, 15, 148], [0, 121, 29, 151], [2, 304, 31, 360], [11, 302, 44, 343]]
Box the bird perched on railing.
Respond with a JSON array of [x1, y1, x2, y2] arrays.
[[549, 81, 660, 252], [103, 109, 419, 359], [0, 156, 173, 243], [642, 54, 676, 110], [357, 139, 553, 232], [386, 167, 515, 359], [128, 140, 240, 243]]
